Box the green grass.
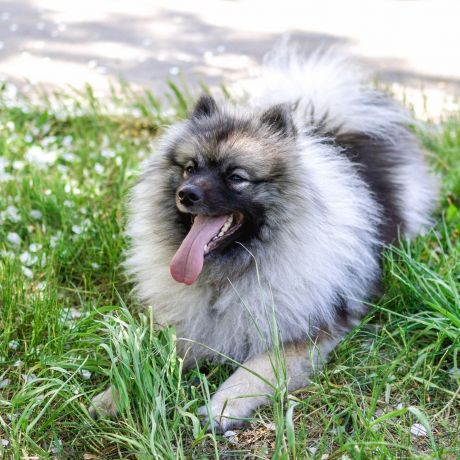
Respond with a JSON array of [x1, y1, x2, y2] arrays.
[[0, 79, 459, 460]]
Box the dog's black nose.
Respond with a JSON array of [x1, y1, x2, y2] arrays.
[[178, 185, 203, 206]]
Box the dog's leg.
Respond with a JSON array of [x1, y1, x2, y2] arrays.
[[88, 387, 119, 419], [197, 334, 341, 432]]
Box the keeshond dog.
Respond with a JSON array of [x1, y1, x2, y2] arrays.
[[90, 49, 437, 431]]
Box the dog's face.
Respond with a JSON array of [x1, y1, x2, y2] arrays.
[[160, 95, 299, 285]]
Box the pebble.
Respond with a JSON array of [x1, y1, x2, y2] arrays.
[[410, 423, 427, 437]]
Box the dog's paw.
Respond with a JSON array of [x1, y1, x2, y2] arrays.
[[197, 394, 256, 433], [88, 387, 118, 419]]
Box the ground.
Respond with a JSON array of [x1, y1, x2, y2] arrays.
[[0, 79, 459, 459], [1, 1, 460, 121]]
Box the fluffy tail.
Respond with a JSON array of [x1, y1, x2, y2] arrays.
[[245, 44, 410, 139]]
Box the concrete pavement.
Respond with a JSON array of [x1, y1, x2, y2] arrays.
[[1, 0, 459, 119]]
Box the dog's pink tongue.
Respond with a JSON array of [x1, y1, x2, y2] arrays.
[[170, 214, 228, 285]]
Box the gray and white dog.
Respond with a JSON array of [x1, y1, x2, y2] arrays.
[[91, 49, 437, 431]]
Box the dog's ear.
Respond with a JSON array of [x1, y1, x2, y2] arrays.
[[191, 94, 219, 119], [260, 104, 296, 137]]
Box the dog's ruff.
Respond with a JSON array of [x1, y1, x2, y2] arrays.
[[90, 48, 437, 431]]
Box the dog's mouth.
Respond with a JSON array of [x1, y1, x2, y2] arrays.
[[170, 213, 244, 285]]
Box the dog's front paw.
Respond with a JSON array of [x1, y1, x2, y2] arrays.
[[88, 387, 119, 419], [197, 393, 258, 433]]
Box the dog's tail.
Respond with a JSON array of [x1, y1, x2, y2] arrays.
[[245, 41, 410, 139]]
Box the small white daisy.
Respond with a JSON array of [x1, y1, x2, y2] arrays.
[[5, 206, 20, 222], [80, 369, 92, 380], [13, 160, 25, 170], [22, 267, 33, 278], [20, 251, 38, 266], [30, 209, 42, 220], [71, 225, 82, 234], [94, 163, 104, 174], [7, 232, 21, 246], [8, 340, 19, 350], [101, 148, 115, 158], [25, 146, 57, 168]]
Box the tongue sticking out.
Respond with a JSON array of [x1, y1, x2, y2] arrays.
[[170, 215, 228, 285]]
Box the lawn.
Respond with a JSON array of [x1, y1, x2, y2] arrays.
[[0, 79, 459, 460]]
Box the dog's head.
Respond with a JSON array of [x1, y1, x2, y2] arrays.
[[157, 95, 301, 285]]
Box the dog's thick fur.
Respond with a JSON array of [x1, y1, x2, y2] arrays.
[[90, 49, 437, 431]]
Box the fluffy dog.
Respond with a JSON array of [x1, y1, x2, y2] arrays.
[[90, 49, 437, 431]]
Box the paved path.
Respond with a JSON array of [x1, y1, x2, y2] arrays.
[[1, 0, 459, 118]]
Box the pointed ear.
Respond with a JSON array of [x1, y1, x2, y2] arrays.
[[190, 94, 219, 118], [260, 104, 295, 137]]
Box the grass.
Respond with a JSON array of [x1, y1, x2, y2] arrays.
[[0, 78, 459, 460]]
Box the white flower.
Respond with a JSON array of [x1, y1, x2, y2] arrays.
[[36, 281, 47, 291], [69, 308, 82, 319], [80, 369, 92, 380], [94, 163, 104, 174], [0, 157, 9, 169], [29, 243, 42, 252], [21, 373, 37, 383], [13, 360, 24, 367], [63, 200, 72, 207], [22, 267, 33, 278], [41, 136, 57, 147], [62, 152, 77, 162], [8, 340, 19, 350], [30, 209, 42, 220], [50, 439, 63, 453], [1, 439, 9, 447], [62, 135, 73, 147], [101, 148, 115, 158], [7, 232, 21, 246], [24, 134, 33, 143], [20, 251, 38, 266], [449, 367, 460, 379], [12, 160, 24, 170], [50, 234, 60, 247], [410, 423, 427, 437], [91, 262, 100, 269], [0, 157, 12, 181], [72, 225, 82, 234], [25, 146, 57, 168], [0, 379, 10, 389], [5, 206, 20, 222], [396, 402, 404, 410]]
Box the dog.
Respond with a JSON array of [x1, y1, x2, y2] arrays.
[[90, 48, 437, 432]]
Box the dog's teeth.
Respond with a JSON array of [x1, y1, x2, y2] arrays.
[[219, 215, 234, 235], [204, 244, 208, 252], [217, 231, 224, 237]]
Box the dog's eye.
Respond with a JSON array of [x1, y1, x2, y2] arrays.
[[184, 162, 195, 176], [228, 174, 245, 182]]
